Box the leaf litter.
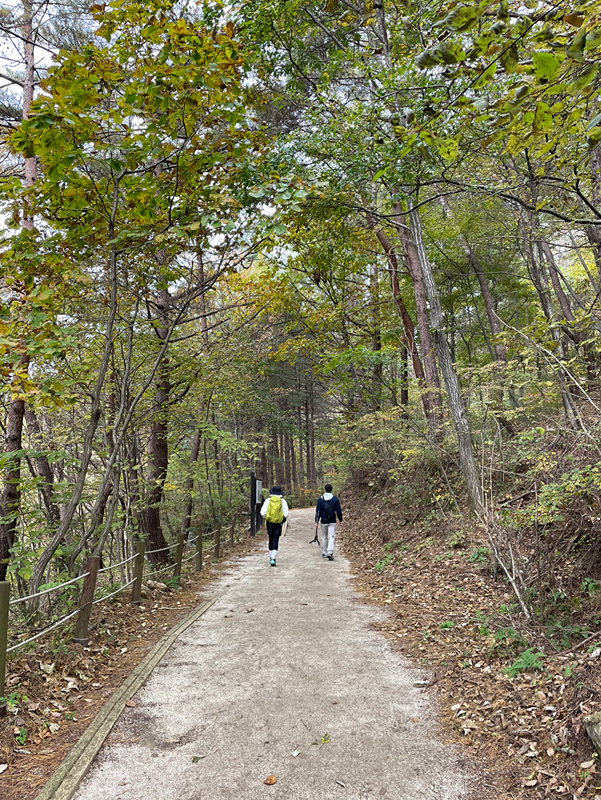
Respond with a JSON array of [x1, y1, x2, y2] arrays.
[[340, 491, 601, 800]]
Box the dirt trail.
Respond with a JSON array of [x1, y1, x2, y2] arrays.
[[72, 508, 469, 800]]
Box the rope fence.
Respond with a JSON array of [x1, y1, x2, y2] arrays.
[[98, 553, 137, 574], [144, 562, 173, 578], [145, 542, 178, 556], [92, 578, 136, 605], [8, 573, 90, 607], [0, 512, 245, 716], [7, 608, 81, 654]]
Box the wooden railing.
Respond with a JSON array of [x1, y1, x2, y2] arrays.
[[0, 515, 244, 717]]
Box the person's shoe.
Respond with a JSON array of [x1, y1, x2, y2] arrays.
[[270, 558, 276, 566], [327, 554, 334, 561], [322, 553, 327, 558]]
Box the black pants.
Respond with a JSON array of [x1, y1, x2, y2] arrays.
[[266, 521, 282, 551]]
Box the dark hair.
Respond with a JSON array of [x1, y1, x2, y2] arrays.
[[270, 485, 283, 496], [324, 483, 333, 493]]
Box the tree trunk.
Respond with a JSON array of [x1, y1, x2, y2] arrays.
[[284, 431, 292, 493], [586, 147, 601, 279], [392, 203, 443, 432], [399, 345, 409, 410], [25, 406, 60, 526], [368, 262, 383, 411], [305, 391, 312, 488], [370, 224, 428, 411], [290, 434, 297, 492], [464, 245, 518, 435], [0, 355, 28, 581], [140, 290, 172, 563], [181, 428, 201, 536], [297, 398, 304, 487], [142, 359, 171, 563], [409, 206, 482, 512], [1, 0, 37, 581], [22, 0, 36, 227], [259, 445, 268, 486], [519, 212, 580, 428], [268, 442, 274, 488], [307, 379, 316, 487]]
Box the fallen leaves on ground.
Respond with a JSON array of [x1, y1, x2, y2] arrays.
[[263, 774, 276, 785], [340, 491, 601, 800]]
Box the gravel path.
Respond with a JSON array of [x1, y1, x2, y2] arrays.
[[73, 508, 469, 800]]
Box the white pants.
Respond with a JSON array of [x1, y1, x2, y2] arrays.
[[321, 523, 336, 556]]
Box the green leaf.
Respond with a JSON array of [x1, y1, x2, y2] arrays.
[[434, 41, 466, 64], [474, 61, 496, 88], [18, 566, 33, 581], [587, 126, 601, 146], [568, 63, 597, 95], [500, 44, 519, 73], [415, 49, 442, 69], [372, 167, 387, 181], [440, 5, 480, 31], [568, 26, 587, 59], [532, 51, 559, 79], [587, 113, 601, 131], [436, 136, 459, 161], [533, 102, 552, 132]]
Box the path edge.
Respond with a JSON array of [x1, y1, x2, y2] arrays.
[[34, 597, 217, 800]]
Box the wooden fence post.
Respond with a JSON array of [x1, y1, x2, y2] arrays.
[[174, 534, 185, 579], [215, 523, 221, 560], [0, 582, 9, 718], [131, 540, 145, 605], [230, 517, 235, 547], [195, 529, 203, 572], [73, 556, 100, 647]]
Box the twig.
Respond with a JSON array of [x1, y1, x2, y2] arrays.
[[565, 629, 601, 654]]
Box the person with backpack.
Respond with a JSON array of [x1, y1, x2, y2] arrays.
[[260, 485, 289, 567], [315, 483, 342, 561]]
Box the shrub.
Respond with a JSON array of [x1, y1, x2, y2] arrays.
[[505, 648, 545, 677]]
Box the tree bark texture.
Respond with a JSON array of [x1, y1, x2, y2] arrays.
[[181, 428, 201, 536], [0, 355, 28, 581], [409, 206, 483, 512], [284, 431, 292, 493], [392, 203, 443, 432], [24, 407, 60, 526]]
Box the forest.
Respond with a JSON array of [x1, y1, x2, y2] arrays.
[[2, 0, 601, 791]]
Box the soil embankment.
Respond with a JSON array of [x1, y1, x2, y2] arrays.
[[339, 490, 601, 799]]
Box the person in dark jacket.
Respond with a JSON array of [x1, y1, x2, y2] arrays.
[[315, 483, 342, 561]]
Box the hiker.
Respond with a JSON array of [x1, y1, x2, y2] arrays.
[[260, 485, 289, 567], [315, 483, 342, 561]]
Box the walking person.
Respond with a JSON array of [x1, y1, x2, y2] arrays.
[[315, 484, 342, 561], [260, 485, 289, 567]]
